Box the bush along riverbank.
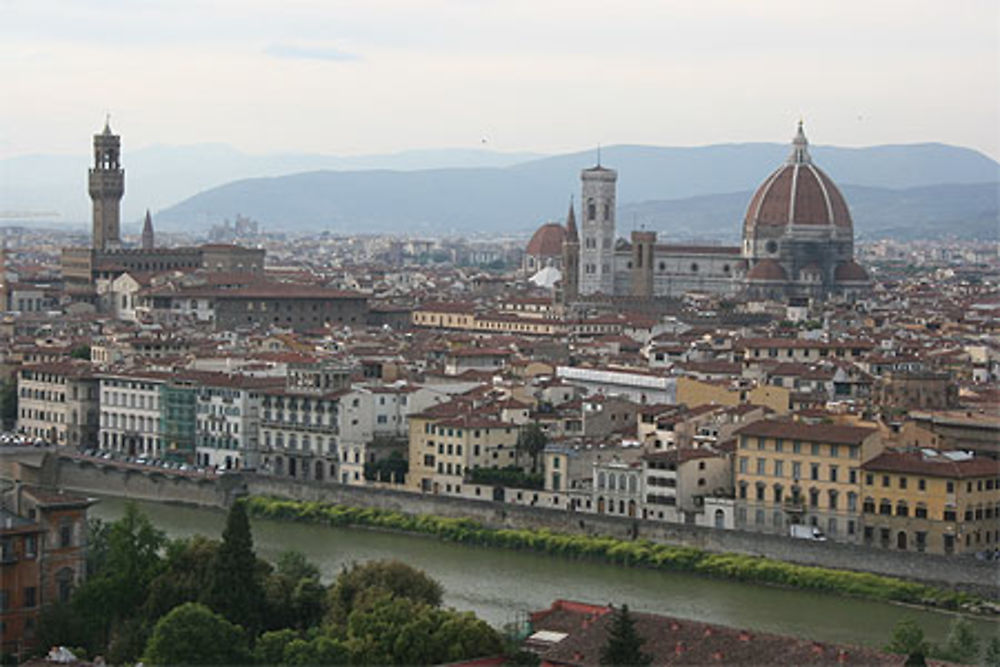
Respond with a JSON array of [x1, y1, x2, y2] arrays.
[[243, 496, 996, 615]]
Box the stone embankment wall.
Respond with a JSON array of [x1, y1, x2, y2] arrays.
[[24, 452, 1000, 599]]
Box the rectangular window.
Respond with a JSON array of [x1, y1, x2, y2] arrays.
[[829, 466, 838, 483], [773, 460, 784, 477], [811, 443, 821, 456], [882, 475, 890, 488], [918, 479, 926, 491], [756, 458, 766, 475], [757, 438, 766, 450], [775, 439, 784, 452], [899, 477, 907, 490], [739, 457, 748, 474], [829, 445, 839, 458], [792, 461, 801, 480], [24, 587, 36, 608], [792, 441, 801, 453], [810, 463, 819, 481]]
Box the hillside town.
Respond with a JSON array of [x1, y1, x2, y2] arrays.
[[2, 122, 999, 659]]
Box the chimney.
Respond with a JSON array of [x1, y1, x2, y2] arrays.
[[712, 651, 725, 662], [811, 643, 825, 656], [837, 649, 849, 663], [674, 642, 686, 656], [670, 621, 681, 632], [704, 627, 714, 637], [572, 652, 584, 662], [13, 479, 22, 515], [738, 630, 752, 642]]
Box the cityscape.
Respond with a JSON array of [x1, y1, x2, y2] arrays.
[[2, 1, 999, 665]]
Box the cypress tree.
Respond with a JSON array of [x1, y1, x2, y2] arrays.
[[599, 604, 652, 667], [204, 499, 265, 635]]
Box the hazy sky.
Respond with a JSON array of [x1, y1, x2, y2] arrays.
[[3, 0, 998, 160]]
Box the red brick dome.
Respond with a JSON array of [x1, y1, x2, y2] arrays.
[[834, 260, 870, 282], [744, 123, 852, 232], [526, 222, 566, 257], [746, 258, 788, 282]]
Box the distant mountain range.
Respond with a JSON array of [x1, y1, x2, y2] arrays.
[[2, 142, 998, 240]]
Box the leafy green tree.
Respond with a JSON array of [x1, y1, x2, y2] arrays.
[[142, 602, 251, 666], [266, 551, 328, 631], [599, 604, 652, 667], [984, 636, 1000, 667], [344, 593, 501, 666], [939, 617, 979, 664], [254, 628, 298, 665], [204, 499, 266, 635], [327, 559, 442, 626], [284, 635, 350, 665], [516, 423, 548, 473], [70, 502, 166, 652], [69, 345, 91, 360], [885, 619, 932, 666], [277, 549, 321, 582], [144, 535, 219, 623]]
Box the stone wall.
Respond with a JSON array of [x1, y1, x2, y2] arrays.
[[20, 451, 998, 599]]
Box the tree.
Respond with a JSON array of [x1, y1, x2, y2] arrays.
[[142, 602, 250, 666], [516, 423, 548, 473], [69, 502, 166, 652], [599, 604, 652, 667], [344, 593, 501, 666], [144, 536, 219, 623], [69, 345, 91, 360], [266, 550, 328, 631], [939, 617, 979, 664], [885, 619, 932, 666], [204, 500, 266, 635], [984, 636, 1000, 667], [327, 559, 442, 626]]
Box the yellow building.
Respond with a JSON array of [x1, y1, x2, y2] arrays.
[[861, 449, 1000, 555], [734, 419, 881, 542], [676, 376, 790, 414], [407, 407, 520, 495]]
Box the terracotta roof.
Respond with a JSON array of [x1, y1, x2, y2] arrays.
[[835, 260, 871, 283], [526, 223, 567, 257], [735, 419, 877, 445], [532, 599, 906, 666], [862, 450, 999, 479], [746, 259, 788, 281]]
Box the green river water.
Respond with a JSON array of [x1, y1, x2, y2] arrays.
[[89, 495, 998, 649]]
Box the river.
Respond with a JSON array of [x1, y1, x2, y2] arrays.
[[89, 495, 997, 648]]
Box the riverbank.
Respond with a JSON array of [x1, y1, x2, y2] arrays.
[[243, 495, 998, 617]]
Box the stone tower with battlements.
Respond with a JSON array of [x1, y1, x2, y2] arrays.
[[578, 163, 617, 295], [88, 118, 124, 251]]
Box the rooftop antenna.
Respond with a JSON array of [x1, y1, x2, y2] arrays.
[[597, 143, 601, 167]]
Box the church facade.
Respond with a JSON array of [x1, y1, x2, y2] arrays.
[[547, 123, 870, 305], [61, 121, 265, 297]]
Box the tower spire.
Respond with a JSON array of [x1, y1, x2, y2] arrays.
[[787, 119, 811, 165], [565, 195, 578, 242], [141, 208, 155, 250]]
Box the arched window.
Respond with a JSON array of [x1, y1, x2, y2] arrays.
[[609, 474, 617, 491], [628, 475, 637, 494], [879, 498, 892, 515], [587, 199, 596, 221], [597, 471, 606, 489], [896, 500, 909, 517], [690, 263, 699, 273], [828, 489, 839, 510], [863, 496, 875, 513]]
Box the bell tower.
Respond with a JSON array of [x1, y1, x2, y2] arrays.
[[89, 117, 124, 251], [578, 162, 617, 295]]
